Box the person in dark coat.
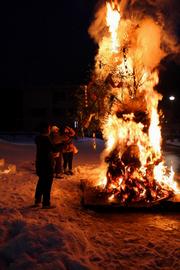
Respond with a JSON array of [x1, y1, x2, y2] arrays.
[[34, 122, 55, 209], [50, 125, 64, 178]]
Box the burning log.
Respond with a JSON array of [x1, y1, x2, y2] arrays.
[[80, 179, 179, 211], [105, 149, 125, 177], [103, 142, 175, 205], [121, 144, 141, 169]]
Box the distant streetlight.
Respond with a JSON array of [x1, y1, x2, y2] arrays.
[[169, 96, 175, 101]]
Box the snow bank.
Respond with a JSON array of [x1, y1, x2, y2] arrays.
[[0, 138, 179, 270]]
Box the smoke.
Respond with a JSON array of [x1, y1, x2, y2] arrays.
[[88, 0, 180, 66], [135, 18, 165, 69], [123, 0, 180, 55], [88, 3, 107, 44]]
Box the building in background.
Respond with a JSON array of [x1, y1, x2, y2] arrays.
[[0, 85, 78, 132]]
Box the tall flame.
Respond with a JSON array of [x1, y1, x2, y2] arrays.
[[149, 108, 161, 155], [106, 2, 120, 52], [89, 1, 179, 202]]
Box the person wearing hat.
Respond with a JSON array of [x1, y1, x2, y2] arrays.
[[62, 126, 77, 175], [50, 125, 64, 178]]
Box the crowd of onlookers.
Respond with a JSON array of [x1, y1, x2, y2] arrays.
[[34, 122, 78, 209]]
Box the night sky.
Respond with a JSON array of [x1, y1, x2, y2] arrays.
[[0, 1, 179, 89], [0, 1, 97, 88], [0, 0, 179, 130]]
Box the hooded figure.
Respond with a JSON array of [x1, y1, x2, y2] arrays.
[[50, 125, 64, 178]]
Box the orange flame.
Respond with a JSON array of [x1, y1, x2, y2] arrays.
[[92, 1, 179, 201], [106, 2, 120, 52]]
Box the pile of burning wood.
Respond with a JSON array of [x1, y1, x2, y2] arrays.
[[81, 1, 179, 207], [105, 145, 174, 205]]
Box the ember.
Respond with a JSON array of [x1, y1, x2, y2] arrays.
[[84, 0, 180, 206]]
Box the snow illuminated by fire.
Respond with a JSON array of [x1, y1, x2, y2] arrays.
[[0, 137, 179, 270]]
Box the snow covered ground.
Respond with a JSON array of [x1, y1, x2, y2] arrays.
[[0, 137, 179, 270]]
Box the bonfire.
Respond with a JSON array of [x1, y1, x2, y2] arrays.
[[82, 0, 179, 206]]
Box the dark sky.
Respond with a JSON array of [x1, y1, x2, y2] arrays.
[[0, 0, 179, 94], [0, 0, 179, 131], [0, 1, 97, 88]]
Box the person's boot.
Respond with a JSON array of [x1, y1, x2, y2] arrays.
[[31, 202, 41, 208]]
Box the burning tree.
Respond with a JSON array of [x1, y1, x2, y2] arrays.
[[81, 0, 180, 206]]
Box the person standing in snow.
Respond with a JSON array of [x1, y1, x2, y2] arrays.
[[62, 126, 77, 175], [34, 122, 57, 209], [50, 125, 64, 179]]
